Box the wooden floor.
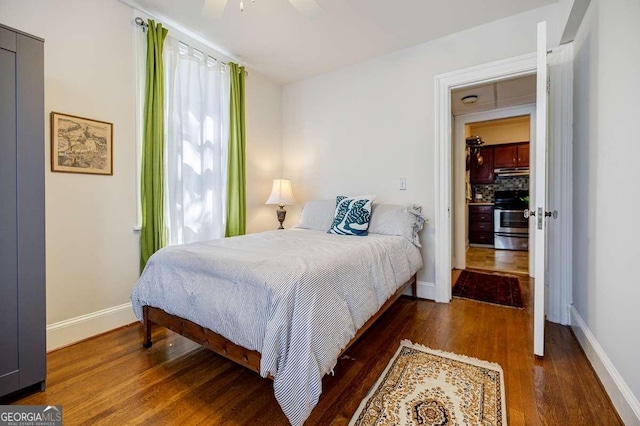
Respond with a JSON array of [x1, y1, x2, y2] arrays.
[[5, 278, 621, 425], [467, 246, 529, 275]]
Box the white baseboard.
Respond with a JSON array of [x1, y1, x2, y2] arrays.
[[403, 280, 436, 301], [417, 281, 436, 300], [46, 302, 138, 352], [569, 305, 640, 425]]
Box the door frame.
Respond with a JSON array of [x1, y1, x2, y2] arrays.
[[452, 104, 537, 276], [434, 50, 573, 323], [434, 52, 538, 303]]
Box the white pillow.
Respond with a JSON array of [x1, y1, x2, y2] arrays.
[[368, 204, 426, 247], [295, 199, 336, 231]]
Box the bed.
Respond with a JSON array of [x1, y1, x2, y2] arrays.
[[131, 202, 424, 425]]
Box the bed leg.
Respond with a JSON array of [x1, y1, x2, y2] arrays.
[[412, 278, 417, 300], [142, 306, 153, 348]]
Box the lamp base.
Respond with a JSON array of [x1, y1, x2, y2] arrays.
[[276, 205, 286, 230]]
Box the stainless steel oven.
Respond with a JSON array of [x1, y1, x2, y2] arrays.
[[493, 190, 529, 251], [494, 209, 528, 234], [494, 232, 529, 250]]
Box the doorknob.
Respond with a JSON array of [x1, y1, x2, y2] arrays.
[[525, 209, 558, 219]]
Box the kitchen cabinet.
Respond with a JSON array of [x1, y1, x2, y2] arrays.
[[517, 143, 529, 167], [493, 142, 529, 168], [468, 205, 494, 246], [469, 146, 494, 184], [0, 24, 45, 398]]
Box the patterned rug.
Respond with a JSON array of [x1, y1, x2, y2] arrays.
[[453, 270, 524, 308], [349, 341, 506, 426]]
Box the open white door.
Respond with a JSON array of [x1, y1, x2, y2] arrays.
[[532, 21, 549, 357]]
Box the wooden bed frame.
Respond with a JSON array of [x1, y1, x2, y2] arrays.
[[142, 274, 417, 376]]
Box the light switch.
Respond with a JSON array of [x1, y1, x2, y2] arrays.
[[399, 178, 407, 190]]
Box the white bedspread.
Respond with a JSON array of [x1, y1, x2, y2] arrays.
[[131, 229, 422, 425]]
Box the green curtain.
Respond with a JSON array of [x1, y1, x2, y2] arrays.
[[225, 63, 247, 237], [140, 20, 168, 271]]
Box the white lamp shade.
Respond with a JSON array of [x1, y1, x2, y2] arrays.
[[265, 179, 297, 205]]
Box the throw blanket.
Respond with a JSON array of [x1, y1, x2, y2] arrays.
[[131, 229, 423, 425]]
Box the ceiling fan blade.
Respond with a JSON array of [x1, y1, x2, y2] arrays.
[[288, 0, 323, 18], [202, 0, 229, 18]]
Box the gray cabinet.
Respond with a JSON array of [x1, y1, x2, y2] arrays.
[[0, 23, 45, 398]]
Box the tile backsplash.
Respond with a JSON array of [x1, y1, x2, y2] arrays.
[[472, 176, 529, 203]]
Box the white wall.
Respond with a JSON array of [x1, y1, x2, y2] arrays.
[[559, 0, 592, 43], [559, 0, 578, 35], [0, 0, 282, 349], [468, 117, 530, 145], [571, 0, 640, 423], [245, 68, 283, 233], [0, 0, 140, 330], [282, 5, 560, 284]]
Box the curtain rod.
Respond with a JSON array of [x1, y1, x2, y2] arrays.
[[134, 17, 248, 77]]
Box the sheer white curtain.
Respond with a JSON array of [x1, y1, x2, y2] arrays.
[[164, 36, 230, 245]]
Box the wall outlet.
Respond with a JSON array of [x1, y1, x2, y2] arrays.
[[399, 178, 407, 190]]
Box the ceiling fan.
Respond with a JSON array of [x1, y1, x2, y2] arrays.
[[202, 0, 323, 18]]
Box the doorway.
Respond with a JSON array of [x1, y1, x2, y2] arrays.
[[453, 111, 535, 277], [432, 52, 539, 303]]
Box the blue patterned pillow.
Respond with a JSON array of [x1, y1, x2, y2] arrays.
[[328, 195, 375, 236]]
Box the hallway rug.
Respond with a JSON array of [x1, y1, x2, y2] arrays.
[[453, 269, 524, 308], [349, 340, 506, 426]]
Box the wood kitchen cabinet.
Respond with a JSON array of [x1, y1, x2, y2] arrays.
[[469, 204, 494, 246], [493, 142, 529, 168], [517, 143, 529, 167], [470, 146, 494, 184]]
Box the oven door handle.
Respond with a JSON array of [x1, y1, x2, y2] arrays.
[[494, 232, 529, 238]]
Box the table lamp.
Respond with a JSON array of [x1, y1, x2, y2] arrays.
[[265, 178, 296, 229]]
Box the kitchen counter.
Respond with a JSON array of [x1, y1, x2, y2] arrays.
[[467, 202, 495, 206]]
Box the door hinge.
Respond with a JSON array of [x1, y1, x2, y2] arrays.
[[546, 75, 551, 94]]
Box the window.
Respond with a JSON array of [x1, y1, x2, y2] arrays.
[[163, 37, 230, 244], [135, 14, 230, 245]]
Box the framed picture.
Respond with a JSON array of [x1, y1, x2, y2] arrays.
[[50, 112, 113, 175]]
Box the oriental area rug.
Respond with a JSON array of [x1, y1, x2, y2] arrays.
[[453, 270, 524, 308], [349, 341, 506, 426]]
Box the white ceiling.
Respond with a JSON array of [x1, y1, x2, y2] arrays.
[[451, 74, 537, 116], [124, 0, 556, 84]]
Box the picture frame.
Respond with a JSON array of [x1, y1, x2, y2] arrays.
[[50, 112, 113, 175]]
